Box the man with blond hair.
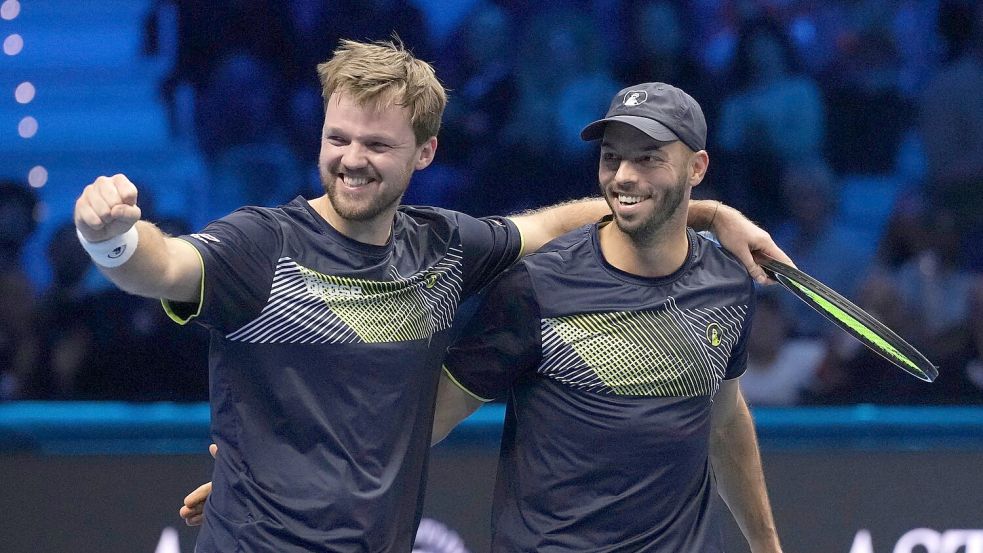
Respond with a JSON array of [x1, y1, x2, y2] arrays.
[[76, 40, 785, 551]]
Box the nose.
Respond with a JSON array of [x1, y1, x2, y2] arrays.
[[340, 142, 368, 170], [613, 159, 638, 186]]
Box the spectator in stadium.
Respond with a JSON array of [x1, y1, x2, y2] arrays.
[[716, 17, 826, 228], [741, 291, 825, 406], [0, 181, 40, 399], [919, 0, 983, 270]]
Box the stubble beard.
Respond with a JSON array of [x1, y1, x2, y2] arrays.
[[319, 164, 409, 222], [610, 172, 688, 244]]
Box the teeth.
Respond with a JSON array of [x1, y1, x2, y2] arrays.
[[618, 194, 643, 205], [344, 175, 371, 186]]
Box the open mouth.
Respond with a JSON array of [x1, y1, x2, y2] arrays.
[[616, 193, 648, 206], [339, 174, 376, 188]]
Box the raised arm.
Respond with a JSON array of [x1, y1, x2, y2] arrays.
[[506, 197, 610, 256], [696, 201, 795, 284], [74, 174, 201, 302], [506, 198, 792, 283], [709, 380, 782, 553]]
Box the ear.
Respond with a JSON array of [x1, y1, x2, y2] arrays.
[[689, 150, 709, 187], [415, 136, 438, 170]]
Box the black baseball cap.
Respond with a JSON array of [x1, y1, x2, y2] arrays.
[[580, 82, 707, 151]]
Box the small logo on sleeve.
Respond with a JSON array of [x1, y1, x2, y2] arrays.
[[425, 273, 439, 288], [107, 245, 126, 259], [706, 323, 722, 347]]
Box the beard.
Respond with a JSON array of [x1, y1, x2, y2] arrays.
[[608, 171, 688, 243], [319, 164, 409, 222]]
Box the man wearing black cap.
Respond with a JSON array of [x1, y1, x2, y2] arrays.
[[435, 82, 783, 552]]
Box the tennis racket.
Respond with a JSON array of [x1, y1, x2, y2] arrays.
[[757, 255, 938, 382]]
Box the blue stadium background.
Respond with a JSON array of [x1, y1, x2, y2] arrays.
[[1, 1, 982, 552]]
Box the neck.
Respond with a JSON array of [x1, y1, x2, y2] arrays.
[[598, 217, 689, 278], [309, 195, 395, 246]]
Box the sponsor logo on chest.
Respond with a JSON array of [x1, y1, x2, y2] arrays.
[[305, 277, 364, 299]]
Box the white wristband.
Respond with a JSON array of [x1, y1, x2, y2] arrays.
[[77, 226, 139, 267]]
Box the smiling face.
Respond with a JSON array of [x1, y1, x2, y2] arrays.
[[318, 91, 436, 228], [597, 122, 707, 243]]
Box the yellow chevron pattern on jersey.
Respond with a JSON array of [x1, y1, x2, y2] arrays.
[[299, 266, 441, 342], [539, 297, 748, 396], [226, 255, 463, 344]]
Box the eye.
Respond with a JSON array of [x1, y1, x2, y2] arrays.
[[600, 152, 620, 171], [325, 135, 347, 146], [368, 142, 392, 152]]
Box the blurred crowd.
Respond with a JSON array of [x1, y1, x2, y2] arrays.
[[1, 0, 982, 404]]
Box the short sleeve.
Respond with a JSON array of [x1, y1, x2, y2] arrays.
[[452, 212, 523, 297], [444, 263, 542, 401], [162, 207, 281, 333], [724, 287, 756, 380]]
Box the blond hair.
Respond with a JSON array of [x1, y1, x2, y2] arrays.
[[317, 39, 446, 145]]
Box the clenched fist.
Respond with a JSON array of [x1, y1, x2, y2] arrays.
[[74, 174, 142, 242]]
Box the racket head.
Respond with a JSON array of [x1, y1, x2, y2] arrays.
[[759, 257, 938, 383]]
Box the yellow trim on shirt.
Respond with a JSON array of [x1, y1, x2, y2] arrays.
[[514, 222, 526, 261], [442, 365, 493, 403], [161, 238, 205, 325]]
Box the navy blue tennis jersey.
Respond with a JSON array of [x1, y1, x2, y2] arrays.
[[163, 197, 521, 552], [445, 223, 754, 552]]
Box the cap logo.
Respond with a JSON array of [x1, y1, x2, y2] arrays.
[[623, 90, 648, 107]]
